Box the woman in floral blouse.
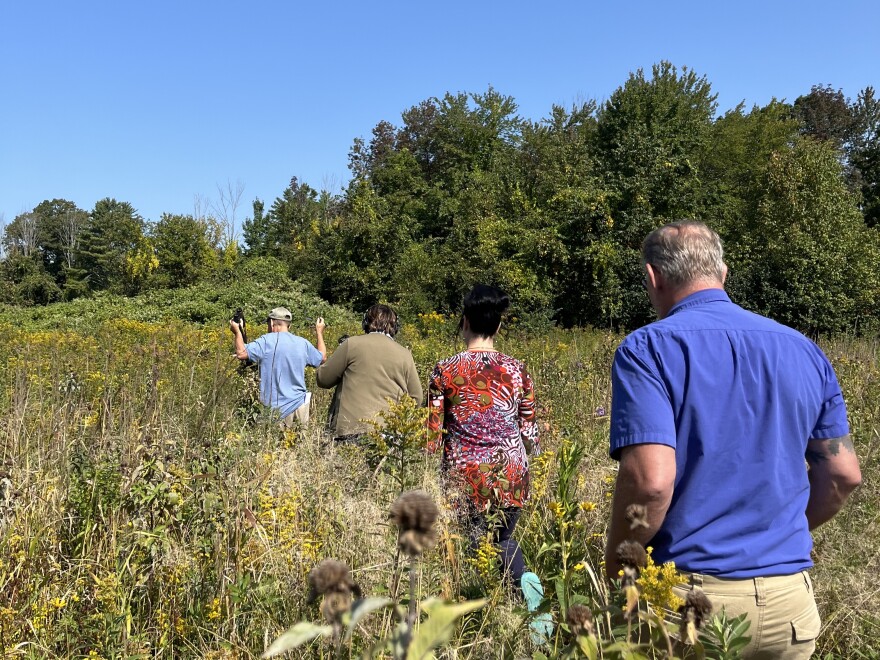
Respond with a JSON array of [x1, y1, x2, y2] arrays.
[[428, 284, 551, 641]]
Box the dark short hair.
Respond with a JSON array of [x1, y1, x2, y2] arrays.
[[363, 304, 400, 336], [462, 284, 509, 338]]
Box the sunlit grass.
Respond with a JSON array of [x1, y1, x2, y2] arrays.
[[0, 317, 876, 658]]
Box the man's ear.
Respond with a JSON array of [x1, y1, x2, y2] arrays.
[[721, 263, 729, 285], [646, 263, 661, 290]]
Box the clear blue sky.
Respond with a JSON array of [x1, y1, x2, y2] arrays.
[[2, 0, 878, 229]]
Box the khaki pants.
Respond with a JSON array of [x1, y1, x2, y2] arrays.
[[280, 392, 311, 428], [674, 571, 820, 660]]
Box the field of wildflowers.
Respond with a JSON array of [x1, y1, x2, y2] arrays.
[[0, 305, 877, 658]]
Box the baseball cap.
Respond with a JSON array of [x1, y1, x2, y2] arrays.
[[267, 307, 293, 322]]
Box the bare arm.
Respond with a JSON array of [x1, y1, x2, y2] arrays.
[[805, 434, 861, 530], [315, 317, 327, 363], [229, 319, 249, 361], [605, 443, 676, 579]]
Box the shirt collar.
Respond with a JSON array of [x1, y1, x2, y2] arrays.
[[666, 288, 731, 317]]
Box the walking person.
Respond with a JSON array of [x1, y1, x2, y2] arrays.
[[427, 284, 552, 643], [230, 306, 326, 426], [316, 304, 422, 442], [605, 221, 861, 658]]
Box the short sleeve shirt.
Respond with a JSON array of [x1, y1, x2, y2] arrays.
[[610, 289, 849, 577], [246, 332, 323, 418]]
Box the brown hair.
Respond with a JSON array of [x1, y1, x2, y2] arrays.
[[362, 304, 400, 336]]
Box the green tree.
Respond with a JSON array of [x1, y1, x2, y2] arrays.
[[152, 213, 220, 288], [698, 100, 801, 302], [793, 84, 854, 148], [594, 61, 718, 327], [75, 198, 146, 292], [242, 198, 268, 255], [850, 86, 880, 227], [0, 250, 61, 305], [741, 138, 880, 333]]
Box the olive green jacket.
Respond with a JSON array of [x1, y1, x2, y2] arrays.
[[316, 333, 423, 437]]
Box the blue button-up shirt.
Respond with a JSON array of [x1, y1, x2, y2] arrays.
[[610, 289, 849, 577]]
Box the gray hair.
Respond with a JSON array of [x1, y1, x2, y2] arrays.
[[642, 221, 725, 287]]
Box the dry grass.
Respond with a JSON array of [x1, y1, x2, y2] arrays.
[[0, 319, 877, 658]]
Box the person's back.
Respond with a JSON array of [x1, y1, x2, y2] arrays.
[[230, 306, 326, 425], [317, 332, 422, 437], [614, 289, 846, 576], [249, 331, 322, 419], [606, 221, 860, 659]]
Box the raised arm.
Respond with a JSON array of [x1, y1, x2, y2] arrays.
[[229, 319, 249, 361], [315, 317, 327, 363], [805, 434, 861, 530]]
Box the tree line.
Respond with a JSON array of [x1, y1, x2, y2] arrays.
[[4, 63, 879, 334]]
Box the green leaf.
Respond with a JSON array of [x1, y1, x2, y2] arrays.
[[577, 634, 599, 660], [345, 597, 393, 640], [554, 577, 568, 613], [261, 621, 333, 658], [406, 597, 486, 660]]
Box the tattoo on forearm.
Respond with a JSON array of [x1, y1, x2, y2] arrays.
[[828, 435, 855, 456], [806, 435, 855, 463]]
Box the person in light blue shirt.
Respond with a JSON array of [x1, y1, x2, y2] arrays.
[[605, 221, 861, 659], [230, 306, 326, 425]]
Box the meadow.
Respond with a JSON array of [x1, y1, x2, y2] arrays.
[[0, 295, 877, 659]]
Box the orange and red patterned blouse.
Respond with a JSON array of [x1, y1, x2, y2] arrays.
[[427, 350, 540, 510]]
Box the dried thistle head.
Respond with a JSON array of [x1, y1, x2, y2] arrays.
[[616, 540, 648, 572], [307, 559, 361, 604], [679, 588, 713, 632], [320, 591, 352, 626], [389, 490, 439, 557], [625, 504, 649, 531], [566, 604, 594, 638]]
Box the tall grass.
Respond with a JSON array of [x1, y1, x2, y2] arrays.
[[0, 316, 876, 658]]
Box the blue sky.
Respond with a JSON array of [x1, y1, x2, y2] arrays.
[[1, 1, 878, 229]]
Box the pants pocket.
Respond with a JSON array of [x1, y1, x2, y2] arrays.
[[791, 605, 821, 643]]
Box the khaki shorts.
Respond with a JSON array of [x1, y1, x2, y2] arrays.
[[280, 392, 311, 428], [674, 570, 820, 660]]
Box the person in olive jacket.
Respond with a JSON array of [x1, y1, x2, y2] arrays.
[[317, 304, 422, 442]]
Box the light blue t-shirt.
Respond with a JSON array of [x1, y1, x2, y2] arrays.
[[245, 332, 323, 418], [610, 289, 849, 578]]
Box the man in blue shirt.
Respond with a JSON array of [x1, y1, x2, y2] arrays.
[[230, 306, 326, 426], [605, 221, 861, 658]]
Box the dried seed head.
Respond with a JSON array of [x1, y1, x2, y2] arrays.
[[566, 604, 594, 638], [320, 591, 352, 626], [625, 504, 649, 531], [616, 540, 648, 572], [679, 588, 713, 631], [390, 490, 439, 557], [307, 559, 360, 603]]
